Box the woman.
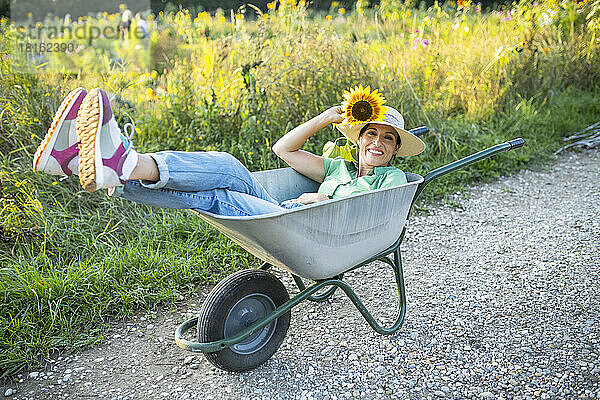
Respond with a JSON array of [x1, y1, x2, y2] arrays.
[[33, 88, 425, 216]]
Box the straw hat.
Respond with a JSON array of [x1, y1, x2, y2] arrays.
[[335, 106, 425, 157]]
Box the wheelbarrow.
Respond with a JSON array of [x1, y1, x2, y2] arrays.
[[175, 133, 525, 372]]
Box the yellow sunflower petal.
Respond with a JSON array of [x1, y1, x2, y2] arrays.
[[340, 85, 387, 124]]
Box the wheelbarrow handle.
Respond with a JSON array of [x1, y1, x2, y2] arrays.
[[508, 137, 525, 149], [409, 126, 429, 137], [413, 137, 525, 201]]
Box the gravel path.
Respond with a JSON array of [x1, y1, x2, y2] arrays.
[[3, 149, 599, 400]]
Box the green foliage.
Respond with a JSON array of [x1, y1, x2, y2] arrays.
[[322, 137, 358, 162]]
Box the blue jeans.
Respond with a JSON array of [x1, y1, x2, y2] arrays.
[[119, 151, 303, 217]]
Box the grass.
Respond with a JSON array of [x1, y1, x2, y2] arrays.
[[1, 0, 600, 377]]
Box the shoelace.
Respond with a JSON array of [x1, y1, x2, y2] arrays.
[[123, 122, 135, 140], [122, 111, 136, 140]]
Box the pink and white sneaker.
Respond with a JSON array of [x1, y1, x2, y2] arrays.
[[32, 87, 87, 176], [77, 88, 138, 192]]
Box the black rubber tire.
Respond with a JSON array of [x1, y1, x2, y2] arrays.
[[197, 269, 291, 372]]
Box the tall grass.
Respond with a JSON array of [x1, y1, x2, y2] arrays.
[[1, 0, 599, 377]]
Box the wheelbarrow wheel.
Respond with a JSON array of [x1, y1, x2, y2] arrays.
[[197, 269, 290, 372]]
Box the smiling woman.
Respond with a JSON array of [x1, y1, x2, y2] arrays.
[[274, 103, 426, 204]]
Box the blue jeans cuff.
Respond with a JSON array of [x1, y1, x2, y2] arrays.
[[139, 153, 170, 189]]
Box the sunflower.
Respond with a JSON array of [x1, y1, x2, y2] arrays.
[[341, 85, 387, 125]]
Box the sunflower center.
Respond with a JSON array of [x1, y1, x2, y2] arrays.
[[351, 100, 373, 121]]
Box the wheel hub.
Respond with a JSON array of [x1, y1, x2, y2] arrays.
[[224, 294, 277, 355]]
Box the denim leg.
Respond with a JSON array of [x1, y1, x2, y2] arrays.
[[121, 180, 285, 216], [138, 151, 278, 205]]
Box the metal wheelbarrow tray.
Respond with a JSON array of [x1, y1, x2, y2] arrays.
[[175, 137, 525, 372]]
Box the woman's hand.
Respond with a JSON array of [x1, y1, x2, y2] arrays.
[[292, 192, 330, 205], [273, 105, 343, 183], [322, 105, 345, 125]]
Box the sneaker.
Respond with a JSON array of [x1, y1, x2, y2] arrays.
[[77, 88, 137, 192], [32, 87, 87, 176]]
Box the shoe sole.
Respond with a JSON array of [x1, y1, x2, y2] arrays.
[[32, 87, 85, 172], [77, 88, 102, 192]]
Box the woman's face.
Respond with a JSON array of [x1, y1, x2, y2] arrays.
[[357, 123, 400, 168]]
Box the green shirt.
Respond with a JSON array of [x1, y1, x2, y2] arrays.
[[318, 158, 408, 199]]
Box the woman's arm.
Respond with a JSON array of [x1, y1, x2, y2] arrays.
[[272, 106, 344, 182]]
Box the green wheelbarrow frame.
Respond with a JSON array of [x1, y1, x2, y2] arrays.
[[175, 137, 525, 354]]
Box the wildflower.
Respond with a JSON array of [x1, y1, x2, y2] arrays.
[[512, 41, 527, 54], [538, 13, 553, 26], [31, 133, 35, 139], [52, 181, 58, 185], [341, 85, 387, 125], [338, 8, 346, 14], [457, 0, 472, 10], [326, 15, 332, 21], [423, 39, 429, 46], [248, 151, 253, 155], [146, 88, 153, 96], [199, 136, 203, 140]]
